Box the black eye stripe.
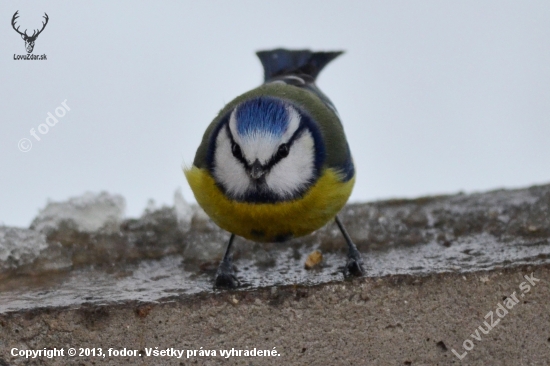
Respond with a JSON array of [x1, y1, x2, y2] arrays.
[[225, 124, 249, 168], [264, 123, 307, 170], [232, 142, 243, 158]]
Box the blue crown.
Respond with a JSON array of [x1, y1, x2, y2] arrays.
[[235, 97, 289, 138]]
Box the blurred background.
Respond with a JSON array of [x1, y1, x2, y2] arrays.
[[1, 1, 549, 228]]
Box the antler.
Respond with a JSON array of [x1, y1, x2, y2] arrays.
[[32, 13, 49, 38], [11, 10, 27, 37], [11, 11, 49, 39]]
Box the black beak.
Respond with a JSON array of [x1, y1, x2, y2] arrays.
[[249, 160, 266, 180]]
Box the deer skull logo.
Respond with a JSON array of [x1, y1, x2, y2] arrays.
[[12, 11, 49, 54]]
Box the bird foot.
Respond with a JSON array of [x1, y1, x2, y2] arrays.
[[214, 258, 240, 289], [344, 247, 365, 277]]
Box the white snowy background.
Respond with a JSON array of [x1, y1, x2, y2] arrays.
[[1, 1, 549, 227]]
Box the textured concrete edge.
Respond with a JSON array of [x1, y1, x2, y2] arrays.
[[1, 264, 549, 365]]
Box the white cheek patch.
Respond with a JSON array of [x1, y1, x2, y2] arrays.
[[212, 130, 250, 198], [265, 131, 316, 199]]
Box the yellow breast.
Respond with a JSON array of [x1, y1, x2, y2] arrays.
[[184, 166, 355, 242]]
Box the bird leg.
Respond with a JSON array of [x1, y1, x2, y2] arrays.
[[215, 234, 240, 288], [335, 215, 364, 277]]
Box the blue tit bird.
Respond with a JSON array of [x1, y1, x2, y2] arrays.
[[185, 48, 363, 288]]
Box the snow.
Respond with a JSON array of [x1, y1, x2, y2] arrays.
[[31, 192, 126, 233], [0, 226, 48, 272]]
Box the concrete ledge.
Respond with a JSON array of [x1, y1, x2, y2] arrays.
[[1, 264, 549, 365], [1, 184, 550, 364]]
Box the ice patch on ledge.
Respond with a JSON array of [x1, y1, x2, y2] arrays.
[[0, 227, 72, 275], [0, 227, 48, 270], [31, 192, 126, 233], [1, 190, 209, 277]]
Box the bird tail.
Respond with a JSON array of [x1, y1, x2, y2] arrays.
[[256, 48, 343, 82]]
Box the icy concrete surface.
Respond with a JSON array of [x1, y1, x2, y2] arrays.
[[1, 184, 549, 313]]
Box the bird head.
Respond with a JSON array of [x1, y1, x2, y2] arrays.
[[210, 96, 324, 203]]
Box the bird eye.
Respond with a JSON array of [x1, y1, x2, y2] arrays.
[[277, 144, 289, 159], [231, 142, 243, 160]]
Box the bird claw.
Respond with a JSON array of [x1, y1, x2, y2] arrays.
[[344, 247, 365, 277], [215, 271, 240, 289], [344, 257, 365, 277], [214, 256, 240, 289]]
